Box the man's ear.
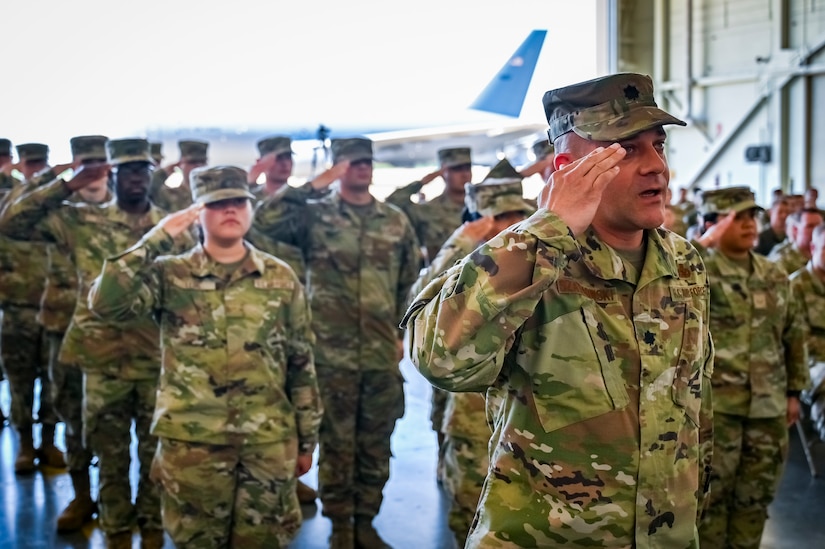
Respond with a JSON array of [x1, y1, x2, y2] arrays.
[[553, 152, 572, 171]]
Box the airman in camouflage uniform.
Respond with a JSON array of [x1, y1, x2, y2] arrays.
[[403, 73, 714, 548], [767, 207, 823, 274], [89, 166, 322, 548], [0, 138, 195, 549], [253, 137, 420, 549], [410, 159, 534, 546], [0, 142, 64, 474], [692, 187, 809, 549], [0, 137, 13, 428], [386, 146, 473, 483], [39, 135, 112, 532], [249, 135, 294, 198], [789, 223, 825, 441], [149, 139, 208, 212]]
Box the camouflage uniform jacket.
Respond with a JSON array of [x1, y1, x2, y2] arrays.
[[0, 178, 48, 308], [252, 186, 420, 371], [700, 246, 808, 417], [149, 168, 193, 213], [39, 189, 114, 333], [87, 227, 322, 451], [790, 263, 825, 362], [411, 226, 489, 439], [386, 183, 465, 264], [0, 178, 194, 378], [767, 239, 808, 275], [403, 210, 714, 548]]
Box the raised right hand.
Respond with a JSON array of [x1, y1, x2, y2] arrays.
[[64, 163, 110, 192], [157, 203, 203, 238], [537, 143, 625, 236]]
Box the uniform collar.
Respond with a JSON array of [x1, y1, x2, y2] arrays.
[[187, 243, 266, 279], [576, 227, 681, 284], [328, 188, 389, 217]]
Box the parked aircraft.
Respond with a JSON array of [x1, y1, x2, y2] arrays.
[[149, 30, 548, 180]]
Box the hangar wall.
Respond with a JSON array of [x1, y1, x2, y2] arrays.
[[612, 0, 825, 203]]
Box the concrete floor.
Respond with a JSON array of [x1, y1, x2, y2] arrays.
[[0, 359, 823, 548]]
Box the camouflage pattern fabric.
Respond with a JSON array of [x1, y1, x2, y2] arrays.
[[410, 225, 492, 544], [252, 186, 419, 521], [84, 371, 160, 535], [46, 331, 91, 473], [151, 437, 301, 548], [252, 186, 420, 372], [0, 177, 194, 377], [0, 305, 55, 429], [696, 247, 808, 549], [698, 247, 808, 419], [790, 264, 825, 439], [88, 228, 322, 450], [315, 365, 404, 519], [149, 168, 193, 213], [698, 413, 788, 549], [767, 240, 808, 275], [0, 176, 194, 535], [385, 184, 465, 264], [403, 210, 714, 548]]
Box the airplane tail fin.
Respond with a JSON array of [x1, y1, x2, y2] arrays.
[[470, 29, 547, 118]]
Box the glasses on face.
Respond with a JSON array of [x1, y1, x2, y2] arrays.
[[204, 197, 249, 210]]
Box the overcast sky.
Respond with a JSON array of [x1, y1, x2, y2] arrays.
[[4, 0, 599, 161]]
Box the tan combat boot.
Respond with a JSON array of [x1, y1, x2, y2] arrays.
[[140, 528, 165, 549], [37, 423, 67, 468], [56, 470, 97, 532], [355, 515, 392, 549], [106, 531, 133, 549], [329, 517, 354, 549], [296, 479, 317, 504], [14, 428, 37, 474]]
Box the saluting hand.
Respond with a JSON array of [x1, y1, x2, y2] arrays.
[[537, 143, 625, 236], [310, 161, 349, 190], [158, 203, 203, 238], [64, 162, 110, 192], [696, 211, 736, 249], [248, 152, 277, 183]]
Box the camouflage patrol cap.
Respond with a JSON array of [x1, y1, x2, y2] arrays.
[[16, 143, 49, 161], [107, 138, 154, 165], [178, 139, 209, 162], [543, 73, 686, 142], [0, 139, 11, 156], [190, 165, 255, 205], [257, 135, 293, 157], [700, 186, 764, 216], [465, 159, 535, 218], [331, 137, 373, 164], [150, 142, 163, 165], [70, 135, 108, 162], [438, 147, 472, 168], [532, 139, 554, 160]]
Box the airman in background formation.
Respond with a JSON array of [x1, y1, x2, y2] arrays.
[[694, 187, 808, 549], [768, 207, 824, 274], [253, 137, 420, 549], [149, 139, 209, 212], [0, 142, 64, 475]]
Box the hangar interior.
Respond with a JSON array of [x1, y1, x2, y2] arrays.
[[605, 0, 825, 202]]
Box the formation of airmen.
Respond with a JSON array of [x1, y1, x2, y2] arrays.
[[0, 70, 822, 549]]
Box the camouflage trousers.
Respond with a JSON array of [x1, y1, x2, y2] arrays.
[[699, 412, 788, 549], [317, 365, 405, 519], [151, 437, 301, 548], [84, 371, 161, 535], [442, 433, 489, 547], [47, 331, 92, 473], [431, 386, 448, 478], [0, 304, 56, 430]]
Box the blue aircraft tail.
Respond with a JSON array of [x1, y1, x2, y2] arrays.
[[470, 29, 547, 118]]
